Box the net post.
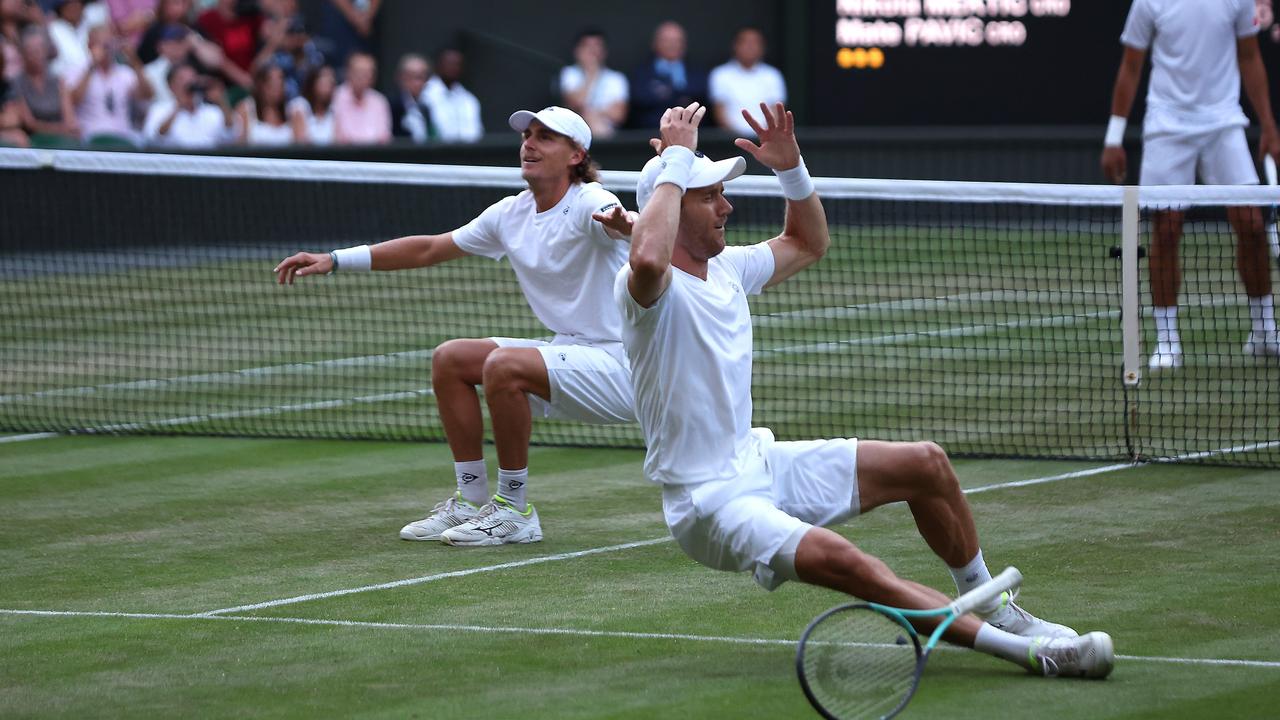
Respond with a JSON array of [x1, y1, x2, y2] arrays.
[[1121, 186, 1141, 389]]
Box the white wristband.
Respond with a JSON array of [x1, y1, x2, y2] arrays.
[[1104, 116, 1127, 147], [775, 157, 814, 201], [332, 244, 372, 272], [655, 146, 696, 193]]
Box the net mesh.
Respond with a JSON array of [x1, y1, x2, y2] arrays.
[[2, 149, 1277, 466]]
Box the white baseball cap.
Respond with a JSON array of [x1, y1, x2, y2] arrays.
[[635, 151, 747, 210], [508, 106, 592, 149]]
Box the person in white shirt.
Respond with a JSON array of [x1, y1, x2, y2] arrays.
[[616, 101, 1113, 679], [558, 27, 627, 139], [708, 26, 785, 136], [421, 47, 482, 143], [48, 0, 110, 80], [274, 106, 639, 546], [1102, 0, 1280, 369], [69, 26, 152, 144], [286, 63, 334, 144], [142, 62, 234, 148]]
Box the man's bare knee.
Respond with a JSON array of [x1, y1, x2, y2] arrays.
[[433, 339, 491, 385]]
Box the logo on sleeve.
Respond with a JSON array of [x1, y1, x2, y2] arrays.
[[598, 202, 619, 214]]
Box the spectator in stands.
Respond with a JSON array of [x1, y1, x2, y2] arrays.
[[70, 25, 152, 143], [103, 0, 156, 47], [389, 51, 430, 143], [331, 50, 386, 144], [709, 26, 785, 136], [234, 60, 289, 145], [142, 22, 184, 104], [134, 0, 189, 64], [628, 21, 706, 130], [318, 0, 378, 68], [254, 14, 319, 101], [142, 61, 233, 146], [558, 27, 626, 139], [2, 0, 45, 82], [47, 0, 110, 79], [0, 40, 30, 145], [286, 60, 332, 144], [196, 0, 258, 87], [14, 26, 79, 141], [422, 47, 480, 143]]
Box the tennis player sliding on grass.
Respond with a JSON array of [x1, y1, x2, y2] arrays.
[[614, 101, 1115, 678], [275, 106, 638, 546]]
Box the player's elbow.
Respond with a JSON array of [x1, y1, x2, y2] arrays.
[[628, 249, 668, 282]]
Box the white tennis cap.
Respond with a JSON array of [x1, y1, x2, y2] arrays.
[[635, 151, 747, 210], [508, 106, 593, 149]]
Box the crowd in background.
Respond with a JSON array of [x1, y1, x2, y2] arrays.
[[0, 0, 787, 150]]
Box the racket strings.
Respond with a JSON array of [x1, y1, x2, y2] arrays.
[[802, 607, 921, 720]]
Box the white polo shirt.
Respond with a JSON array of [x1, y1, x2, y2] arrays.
[[708, 61, 787, 136], [453, 181, 629, 350], [559, 65, 629, 112], [142, 100, 233, 148], [1121, 0, 1260, 137], [614, 242, 776, 486], [422, 76, 483, 143]]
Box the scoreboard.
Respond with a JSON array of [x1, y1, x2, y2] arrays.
[[810, 0, 1280, 125]]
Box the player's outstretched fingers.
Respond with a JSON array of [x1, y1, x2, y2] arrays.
[[740, 107, 766, 137]]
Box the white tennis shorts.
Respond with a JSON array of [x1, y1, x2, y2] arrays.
[[490, 336, 635, 424], [1141, 127, 1260, 187], [661, 428, 860, 592]]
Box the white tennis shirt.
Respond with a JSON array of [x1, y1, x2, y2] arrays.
[[1121, 0, 1260, 137], [614, 242, 776, 486], [454, 182, 629, 348]]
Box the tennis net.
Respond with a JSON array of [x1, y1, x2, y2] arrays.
[[2, 149, 1277, 466]]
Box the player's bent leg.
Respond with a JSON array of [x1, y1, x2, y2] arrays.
[[1226, 206, 1279, 358]]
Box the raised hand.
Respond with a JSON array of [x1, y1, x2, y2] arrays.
[[274, 251, 333, 285], [592, 205, 636, 236], [659, 101, 706, 152], [734, 102, 801, 172]]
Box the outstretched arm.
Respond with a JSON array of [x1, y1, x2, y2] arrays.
[[1238, 35, 1280, 164], [735, 102, 828, 288], [274, 232, 470, 285], [628, 102, 705, 307], [1101, 46, 1146, 184]]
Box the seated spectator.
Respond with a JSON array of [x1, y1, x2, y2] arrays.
[[103, 0, 156, 47], [254, 14, 320, 101], [389, 51, 430, 143], [558, 27, 626, 139], [196, 0, 258, 87], [47, 0, 110, 79], [142, 61, 233, 147], [142, 22, 185, 104], [134, 0, 190, 64], [234, 61, 289, 145], [286, 61, 332, 144], [2, 0, 45, 82], [421, 47, 480, 143], [628, 20, 707, 130], [331, 50, 386, 144], [13, 26, 79, 141], [0, 42, 30, 145], [69, 25, 152, 143], [709, 26, 785, 136], [318, 0, 378, 68]]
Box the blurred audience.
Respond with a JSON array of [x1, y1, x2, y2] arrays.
[[69, 25, 151, 143], [142, 22, 187, 104], [319, 0, 376, 68], [629, 20, 706, 130], [286, 61, 332, 143], [255, 13, 319, 100], [3, 0, 45, 82], [47, 0, 109, 79], [134, 0, 190, 64], [195, 0, 256, 87], [708, 26, 785, 136], [422, 46, 479, 143], [331, 50, 386, 144], [286, 62, 330, 144], [234, 60, 288, 145], [558, 27, 626, 139], [14, 25, 78, 140], [0, 40, 30, 145], [142, 61, 233, 146], [103, 0, 156, 46], [389, 51, 430, 143]]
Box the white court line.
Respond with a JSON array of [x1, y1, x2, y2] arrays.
[[0, 432, 59, 444], [2, 608, 1277, 670], [195, 537, 673, 617]]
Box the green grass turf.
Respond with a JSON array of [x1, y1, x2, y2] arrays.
[[2, 436, 1278, 718]]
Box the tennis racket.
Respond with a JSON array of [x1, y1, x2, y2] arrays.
[[796, 567, 1022, 720], [1264, 155, 1278, 261]]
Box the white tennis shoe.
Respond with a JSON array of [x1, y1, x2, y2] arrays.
[[1029, 632, 1115, 679], [440, 496, 542, 546], [399, 493, 481, 541], [1243, 331, 1280, 358], [981, 591, 1078, 639], [1147, 341, 1183, 371]]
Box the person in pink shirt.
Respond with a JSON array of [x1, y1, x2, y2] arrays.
[[332, 50, 389, 145], [104, 0, 156, 47], [70, 26, 153, 143]]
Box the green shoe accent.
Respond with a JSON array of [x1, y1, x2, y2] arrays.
[[491, 494, 534, 516]]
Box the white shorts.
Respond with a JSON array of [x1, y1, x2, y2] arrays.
[[661, 428, 860, 592], [490, 336, 635, 424], [1141, 127, 1260, 188]]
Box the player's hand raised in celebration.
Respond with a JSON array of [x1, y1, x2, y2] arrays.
[[274, 251, 333, 285], [735, 102, 801, 172], [658, 102, 705, 152], [592, 205, 638, 237]]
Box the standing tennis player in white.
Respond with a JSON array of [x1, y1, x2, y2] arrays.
[[615, 101, 1113, 677], [275, 106, 637, 546], [1102, 0, 1280, 370]]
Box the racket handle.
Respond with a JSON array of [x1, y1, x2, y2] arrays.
[[1266, 155, 1277, 186], [950, 566, 1023, 617]]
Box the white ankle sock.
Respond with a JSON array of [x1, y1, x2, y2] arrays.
[[975, 623, 1035, 669], [497, 467, 529, 511], [1249, 295, 1275, 337], [1154, 306, 1180, 345], [949, 550, 998, 614], [454, 459, 489, 506]]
